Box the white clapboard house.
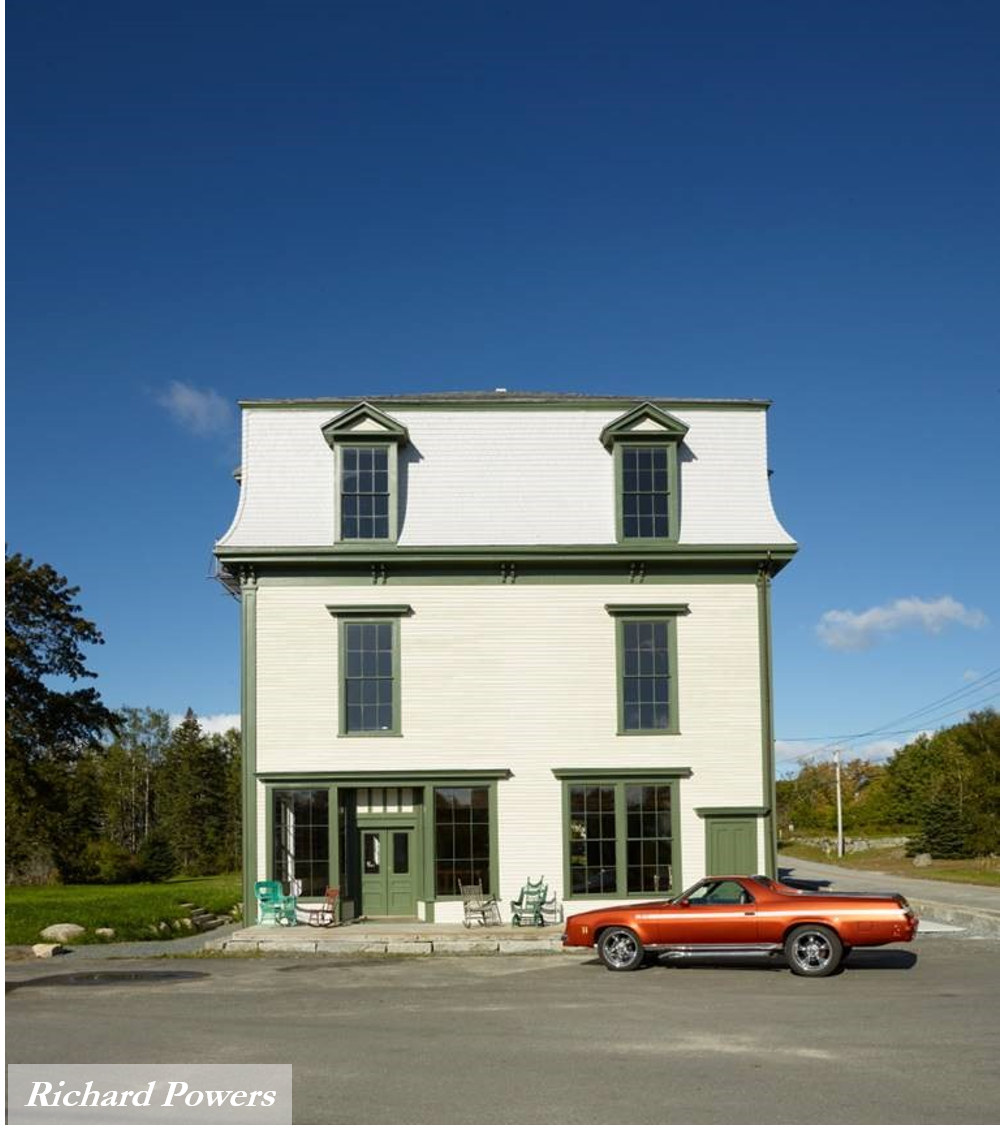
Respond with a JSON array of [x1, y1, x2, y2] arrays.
[[214, 392, 797, 924]]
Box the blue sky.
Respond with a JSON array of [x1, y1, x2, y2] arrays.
[[7, 1, 998, 768]]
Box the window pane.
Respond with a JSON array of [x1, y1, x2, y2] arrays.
[[364, 832, 380, 873], [621, 620, 671, 732], [625, 784, 672, 893], [273, 789, 330, 897], [341, 446, 391, 540], [435, 786, 491, 895], [344, 622, 394, 733], [393, 832, 409, 875], [621, 446, 669, 538], [568, 784, 617, 895]]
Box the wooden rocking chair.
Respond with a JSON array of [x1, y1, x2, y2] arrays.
[[458, 879, 501, 928]]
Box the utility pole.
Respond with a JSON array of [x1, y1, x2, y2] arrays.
[[834, 749, 844, 858]]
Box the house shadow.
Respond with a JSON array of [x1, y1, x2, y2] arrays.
[[397, 444, 425, 534]]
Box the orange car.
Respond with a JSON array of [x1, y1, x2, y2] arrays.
[[562, 874, 918, 977]]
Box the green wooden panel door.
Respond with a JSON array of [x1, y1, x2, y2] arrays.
[[706, 818, 758, 876], [361, 828, 416, 917]]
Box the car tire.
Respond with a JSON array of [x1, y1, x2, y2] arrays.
[[597, 926, 646, 972], [784, 925, 843, 978]]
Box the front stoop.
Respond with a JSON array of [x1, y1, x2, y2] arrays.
[[211, 922, 586, 956]]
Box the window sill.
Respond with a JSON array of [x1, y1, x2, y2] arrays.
[[565, 891, 675, 902], [615, 729, 681, 737], [338, 731, 403, 739]]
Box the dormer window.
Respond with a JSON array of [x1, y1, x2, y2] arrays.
[[600, 403, 689, 543], [321, 403, 410, 544], [341, 446, 390, 539]]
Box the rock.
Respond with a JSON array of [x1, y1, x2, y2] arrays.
[[95, 928, 115, 939], [33, 943, 69, 958], [39, 923, 85, 943], [181, 917, 195, 930], [913, 853, 933, 867]]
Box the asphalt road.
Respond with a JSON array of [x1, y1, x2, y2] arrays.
[[6, 936, 1000, 1125]]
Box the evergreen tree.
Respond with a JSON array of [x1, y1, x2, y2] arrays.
[[911, 794, 972, 859], [5, 552, 119, 880], [157, 710, 232, 875]]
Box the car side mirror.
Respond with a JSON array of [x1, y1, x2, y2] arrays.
[[679, 898, 691, 908]]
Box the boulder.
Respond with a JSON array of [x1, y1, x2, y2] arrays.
[[95, 928, 115, 939], [913, 852, 933, 867], [33, 943, 69, 958], [39, 923, 86, 943]]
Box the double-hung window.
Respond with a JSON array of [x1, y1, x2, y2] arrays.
[[327, 604, 412, 737], [320, 402, 409, 543], [606, 603, 687, 735], [599, 402, 688, 543], [340, 446, 391, 539]]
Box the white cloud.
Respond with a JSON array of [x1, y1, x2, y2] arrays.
[[816, 595, 988, 651], [963, 669, 982, 682], [157, 381, 233, 436], [169, 712, 240, 736]]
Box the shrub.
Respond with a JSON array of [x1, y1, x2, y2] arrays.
[[83, 839, 139, 884], [136, 833, 177, 882]]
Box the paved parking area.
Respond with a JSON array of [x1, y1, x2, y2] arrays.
[[6, 934, 999, 1124]]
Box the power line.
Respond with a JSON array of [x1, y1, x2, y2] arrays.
[[779, 667, 1000, 767], [868, 694, 1000, 741], [785, 667, 1000, 742]]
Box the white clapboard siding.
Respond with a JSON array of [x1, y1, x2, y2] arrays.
[[255, 582, 765, 891], [219, 406, 794, 549]]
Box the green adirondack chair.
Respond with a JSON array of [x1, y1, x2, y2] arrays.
[[254, 880, 297, 926], [510, 877, 549, 927]]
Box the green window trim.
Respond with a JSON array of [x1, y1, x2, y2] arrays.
[[557, 775, 683, 901], [431, 782, 499, 899], [336, 615, 403, 737], [264, 782, 341, 904], [600, 402, 688, 546], [333, 440, 400, 544], [611, 608, 682, 735], [321, 403, 409, 547], [326, 604, 414, 617], [694, 806, 771, 818], [614, 440, 680, 544]]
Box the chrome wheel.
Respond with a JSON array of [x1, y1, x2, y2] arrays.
[[785, 925, 842, 977], [597, 927, 645, 972]]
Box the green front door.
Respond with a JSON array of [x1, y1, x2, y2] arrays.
[[361, 828, 416, 917], [706, 818, 758, 876]]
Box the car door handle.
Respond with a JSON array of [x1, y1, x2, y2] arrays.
[[744, 912, 755, 916]]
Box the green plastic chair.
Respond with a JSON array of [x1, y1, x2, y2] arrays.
[[510, 877, 550, 927], [254, 880, 297, 926]]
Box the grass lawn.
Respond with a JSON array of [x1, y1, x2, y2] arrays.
[[778, 842, 1000, 888], [5, 874, 241, 945]]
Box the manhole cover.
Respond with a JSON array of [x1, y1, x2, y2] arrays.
[[7, 971, 208, 993]]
